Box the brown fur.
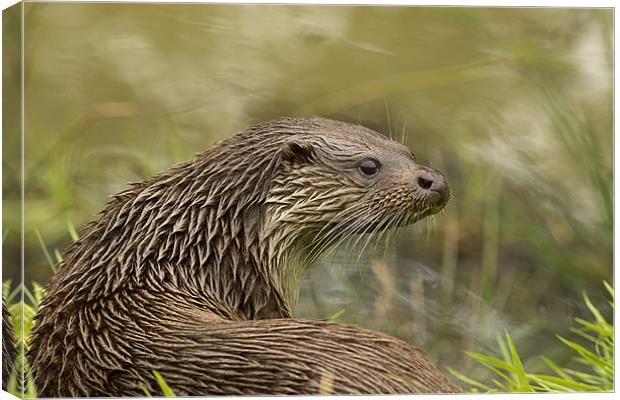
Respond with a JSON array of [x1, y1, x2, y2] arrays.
[[29, 117, 458, 396]]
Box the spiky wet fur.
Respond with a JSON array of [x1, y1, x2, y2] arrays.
[[28, 117, 458, 396]]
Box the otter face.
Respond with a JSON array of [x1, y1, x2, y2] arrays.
[[258, 117, 450, 304], [352, 141, 450, 227], [265, 119, 450, 244]]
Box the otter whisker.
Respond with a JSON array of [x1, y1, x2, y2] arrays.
[[372, 211, 405, 259], [392, 211, 412, 250], [348, 209, 390, 251], [368, 211, 401, 259], [311, 205, 366, 244], [319, 210, 381, 268], [355, 214, 392, 266], [373, 211, 402, 253], [313, 210, 381, 267], [401, 119, 409, 146], [395, 109, 402, 145], [384, 99, 393, 142], [355, 212, 404, 286], [303, 207, 372, 264]]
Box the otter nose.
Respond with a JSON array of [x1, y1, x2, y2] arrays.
[[414, 168, 448, 196]]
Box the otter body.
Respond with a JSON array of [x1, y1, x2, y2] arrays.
[[29, 117, 458, 396]]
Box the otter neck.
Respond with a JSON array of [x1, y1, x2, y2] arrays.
[[133, 199, 312, 320], [191, 214, 312, 320], [84, 161, 314, 321]]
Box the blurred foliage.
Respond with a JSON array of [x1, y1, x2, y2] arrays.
[[3, 279, 40, 398], [449, 282, 613, 392], [2, 3, 613, 391]]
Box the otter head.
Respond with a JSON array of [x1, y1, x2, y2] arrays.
[[259, 118, 450, 303]]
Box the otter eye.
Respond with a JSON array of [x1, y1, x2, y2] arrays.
[[358, 158, 381, 176]]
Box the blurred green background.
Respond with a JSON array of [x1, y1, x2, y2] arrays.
[[2, 3, 613, 384]]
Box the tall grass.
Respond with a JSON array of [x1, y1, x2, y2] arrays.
[[4, 281, 41, 398], [449, 282, 613, 392]]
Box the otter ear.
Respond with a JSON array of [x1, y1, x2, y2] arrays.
[[236, 140, 315, 215], [280, 141, 315, 165]]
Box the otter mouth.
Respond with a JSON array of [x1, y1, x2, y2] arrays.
[[310, 186, 450, 243], [410, 188, 450, 223], [326, 198, 448, 236], [407, 189, 450, 224], [407, 203, 446, 224]]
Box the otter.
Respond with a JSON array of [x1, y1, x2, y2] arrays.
[[28, 117, 458, 396]]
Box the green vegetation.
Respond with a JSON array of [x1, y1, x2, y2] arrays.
[[152, 371, 176, 397], [4, 281, 41, 398], [449, 282, 613, 392], [141, 371, 176, 397]]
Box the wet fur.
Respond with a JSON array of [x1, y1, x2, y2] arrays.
[[28, 117, 459, 396]]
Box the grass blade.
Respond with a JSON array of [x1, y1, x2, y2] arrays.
[[153, 370, 176, 397]]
